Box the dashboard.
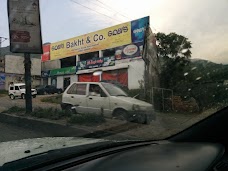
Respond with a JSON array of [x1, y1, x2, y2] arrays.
[[66, 141, 225, 171]]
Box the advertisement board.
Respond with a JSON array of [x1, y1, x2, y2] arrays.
[[77, 56, 115, 71], [41, 44, 50, 62], [50, 16, 149, 60], [115, 42, 143, 60], [7, 0, 43, 53], [50, 66, 76, 76]]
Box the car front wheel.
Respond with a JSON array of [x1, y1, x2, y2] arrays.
[[10, 94, 15, 100]]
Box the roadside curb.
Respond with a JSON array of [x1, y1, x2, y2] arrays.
[[0, 113, 90, 137]]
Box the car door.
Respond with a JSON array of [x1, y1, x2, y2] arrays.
[[66, 83, 88, 114], [86, 83, 111, 116], [14, 86, 21, 96]]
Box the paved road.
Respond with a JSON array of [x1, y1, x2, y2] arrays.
[[0, 122, 49, 142]]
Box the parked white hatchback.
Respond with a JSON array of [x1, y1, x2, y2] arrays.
[[61, 82, 155, 124], [8, 83, 37, 100]]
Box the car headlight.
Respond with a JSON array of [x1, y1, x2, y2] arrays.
[[132, 104, 141, 111]]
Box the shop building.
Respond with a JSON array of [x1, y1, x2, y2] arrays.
[[1, 55, 41, 90], [41, 16, 157, 90]]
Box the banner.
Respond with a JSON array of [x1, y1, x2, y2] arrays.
[[41, 44, 50, 62], [8, 0, 43, 53], [77, 56, 115, 71], [115, 42, 143, 60], [50, 66, 76, 76], [50, 16, 149, 60]]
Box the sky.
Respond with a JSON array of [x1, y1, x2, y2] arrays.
[[0, 0, 228, 63]]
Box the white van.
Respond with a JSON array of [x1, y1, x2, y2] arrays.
[[8, 83, 37, 100], [61, 82, 155, 124]]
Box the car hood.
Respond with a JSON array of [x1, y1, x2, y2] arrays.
[[0, 137, 106, 166], [113, 96, 152, 107]]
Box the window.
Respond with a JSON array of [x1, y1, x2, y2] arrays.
[[10, 87, 14, 90], [102, 48, 115, 57], [60, 56, 76, 68], [89, 84, 104, 96], [79, 51, 99, 61], [76, 84, 87, 95], [67, 83, 87, 95], [15, 86, 19, 90]]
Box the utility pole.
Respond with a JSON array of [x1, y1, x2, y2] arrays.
[[24, 53, 32, 112]]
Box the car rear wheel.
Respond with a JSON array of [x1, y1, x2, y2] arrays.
[[137, 114, 147, 124], [44, 91, 47, 95], [10, 94, 15, 100], [21, 94, 25, 99], [57, 90, 61, 94], [65, 105, 74, 115], [32, 95, 36, 98]]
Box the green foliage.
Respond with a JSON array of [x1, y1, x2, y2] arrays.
[[155, 32, 192, 88], [41, 95, 62, 104], [4, 106, 25, 113], [68, 114, 105, 126], [0, 90, 8, 94]]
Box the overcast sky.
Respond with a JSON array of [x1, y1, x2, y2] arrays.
[[0, 0, 228, 63]]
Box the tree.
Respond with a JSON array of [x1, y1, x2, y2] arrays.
[[155, 32, 192, 88]]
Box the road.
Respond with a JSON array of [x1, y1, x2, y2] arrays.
[[0, 122, 49, 142]]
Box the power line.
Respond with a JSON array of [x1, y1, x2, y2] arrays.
[[70, 0, 122, 22], [95, 0, 132, 20]]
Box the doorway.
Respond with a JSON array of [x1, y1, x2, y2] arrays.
[[63, 77, 71, 90]]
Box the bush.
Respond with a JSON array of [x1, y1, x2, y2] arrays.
[[0, 90, 8, 94], [68, 113, 105, 126], [31, 107, 70, 120], [41, 95, 62, 104], [4, 106, 25, 113]]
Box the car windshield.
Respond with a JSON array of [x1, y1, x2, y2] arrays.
[[19, 85, 25, 89], [0, 0, 228, 166], [102, 83, 128, 96]]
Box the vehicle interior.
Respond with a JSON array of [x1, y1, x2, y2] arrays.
[[1, 107, 228, 171]]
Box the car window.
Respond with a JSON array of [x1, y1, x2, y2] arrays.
[[89, 84, 105, 96], [67, 83, 87, 95], [9, 87, 14, 90], [15, 86, 19, 90]]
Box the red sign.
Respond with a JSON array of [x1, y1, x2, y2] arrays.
[[41, 44, 50, 62], [10, 30, 31, 43]]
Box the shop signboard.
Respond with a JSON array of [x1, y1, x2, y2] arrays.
[[0, 73, 5, 90], [50, 66, 76, 76], [41, 44, 50, 61], [115, 42, 143, 60], [41, 70, 50, 78], [50, 16, 149, 60], [77, 56, 115, 71]]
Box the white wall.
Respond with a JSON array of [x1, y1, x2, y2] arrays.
[[70, 75, 78, 83], [128, 59, 144, 89], [48, 78, 51, 85], [41, 60, 61, 71], [5, 55, 41, 75], [57, 76, 64, 89]]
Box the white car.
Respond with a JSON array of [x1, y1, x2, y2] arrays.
[[61, 82, 155, 124], [8, 83, 37, 100]]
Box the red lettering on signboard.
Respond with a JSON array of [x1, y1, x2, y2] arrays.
[[10, 30, 31, 43]]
